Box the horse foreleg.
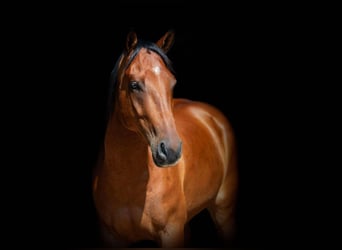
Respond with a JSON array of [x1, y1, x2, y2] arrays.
[[158, 223, 185, 247], [98, 221, 129, 247], [184, 222, 192, 247], [209, 204, 236, 246], [208, 174, 238, 246]]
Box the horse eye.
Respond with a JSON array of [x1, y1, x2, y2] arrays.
[[129, 81, 142, 92]]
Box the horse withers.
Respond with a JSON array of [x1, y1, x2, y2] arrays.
[[92, 30, 238, 247]]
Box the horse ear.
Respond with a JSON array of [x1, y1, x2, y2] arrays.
[[156, 30, 175, 53], [126, 31, 138, 52]]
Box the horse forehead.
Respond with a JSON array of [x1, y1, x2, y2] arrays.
[[129, 49, 166, 75]]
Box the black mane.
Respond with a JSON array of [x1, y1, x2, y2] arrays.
[[106, 40, 175, 120]]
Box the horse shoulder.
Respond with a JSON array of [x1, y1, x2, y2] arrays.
[[173, 97, 237, 179], [173, 98, 237, 213]]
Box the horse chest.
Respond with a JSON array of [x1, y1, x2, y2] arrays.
[[101, 170, 183, 240], [112, 191, 174, 231], [110, 205, 156, 240]]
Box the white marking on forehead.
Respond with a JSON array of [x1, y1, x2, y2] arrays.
[[152, 66, 161, 75]]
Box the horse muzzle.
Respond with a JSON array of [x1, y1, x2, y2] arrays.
[[153, 140, 182, 167]]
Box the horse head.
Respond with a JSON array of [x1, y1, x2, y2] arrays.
[[113, 31, 182, 167]]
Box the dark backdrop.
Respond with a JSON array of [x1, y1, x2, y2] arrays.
[[6, 1, 325, 248]]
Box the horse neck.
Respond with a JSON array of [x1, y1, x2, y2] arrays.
[[106, 107, 142, 143], [104, 108, 149, 169]]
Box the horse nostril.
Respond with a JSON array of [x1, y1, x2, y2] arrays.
[[156, 141, 168, 161], [160, 141, 167, 156]]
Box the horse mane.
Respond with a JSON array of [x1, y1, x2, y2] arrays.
[[106, 39, 176, 121]]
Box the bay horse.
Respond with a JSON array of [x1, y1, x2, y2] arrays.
[[92, 30, 238, 247]]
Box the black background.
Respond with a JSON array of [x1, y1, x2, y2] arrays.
[[5, 1, 333, 248]]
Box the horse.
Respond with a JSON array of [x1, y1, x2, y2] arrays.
[[92, 30, 238, 247]]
